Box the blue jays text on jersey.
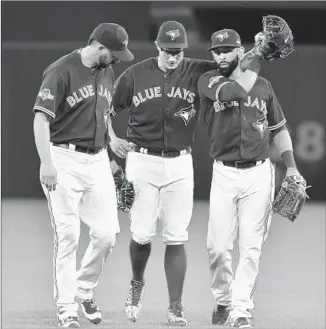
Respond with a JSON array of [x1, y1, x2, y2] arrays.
[[132, 86, 195, 106], [66, 84, 112, 108]]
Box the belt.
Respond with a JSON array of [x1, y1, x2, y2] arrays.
[[132, 145, 191, 158], [220, 159, 265, 169], [52, 142, 104, 155]]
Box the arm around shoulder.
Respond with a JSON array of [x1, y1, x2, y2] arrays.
[[198, 72, 249, 103]]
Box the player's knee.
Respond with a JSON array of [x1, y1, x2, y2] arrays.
[[56, 228, 80, 254], [163, 231, 188, 245], [131, 232, 154, 245], [241, 245, 261, 262], [93, 232, 117, 248], [207, 240, 229, 258]]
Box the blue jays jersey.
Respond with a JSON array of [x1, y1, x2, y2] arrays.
[[33, 49, 114, 148], [112, 57, 217, 151], [198, 70, 286, 161]]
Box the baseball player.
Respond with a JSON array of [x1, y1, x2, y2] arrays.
[[198, 29, 304, 328], [111, 21, 217, 326], [33, 23, 133, 328]]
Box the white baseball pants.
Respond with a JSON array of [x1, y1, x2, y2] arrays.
[[207, 159, 275, 320], [42, 145, 120, 311]]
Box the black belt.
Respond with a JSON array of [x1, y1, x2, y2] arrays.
[[52, 143, 104, 155], [221, 159, 265, 169], [132, 145, 191, 158]]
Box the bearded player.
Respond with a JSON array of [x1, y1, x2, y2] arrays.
[[198, 29, 306, 328], [111, 21, 217, 326]]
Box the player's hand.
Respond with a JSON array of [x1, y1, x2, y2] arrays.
[[254, 31, 266, 45], [109, 137, 132, 158], [40, 162, 58, 192]]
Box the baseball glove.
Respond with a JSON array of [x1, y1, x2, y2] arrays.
[[117, 179, 135, 212], [113, 166, 125, 190], [272, 174, 309, 222], [257, 15, 295, 61], [113, 166, 135, 212]]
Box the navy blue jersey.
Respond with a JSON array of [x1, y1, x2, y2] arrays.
[[112, 57, 217, 151], [33, 49, 114, 148], [198, 70, 286, 161]]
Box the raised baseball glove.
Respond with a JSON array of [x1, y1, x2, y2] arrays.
[[257, 15, 295, 61], [113, 166, 135, 212], [272, 174, 309, 222]]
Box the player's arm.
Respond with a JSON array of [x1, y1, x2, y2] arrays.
[[267, 82, 299, 175], [197, 56, 262, 104], [112, 67, 134, 113], [198, 40, 273, 103], [33, 72, 66, 191], [33, 112, 53, 168], [272, 128, 298, 174], [107, 116, 131, 158]]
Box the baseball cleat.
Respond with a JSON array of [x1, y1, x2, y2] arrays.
[[56, 308, 80, 328], [212, 304, 230, 325], [167, 300, 188, 326], [125, 280, 145, 322], [78, 297, 102, 324], [231, 317, 253, 328]]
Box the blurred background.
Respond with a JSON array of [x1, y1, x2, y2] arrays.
[[1, 0, 326, 200], [1, 2, 325, 328]]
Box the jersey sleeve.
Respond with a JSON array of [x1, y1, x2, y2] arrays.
[[112, 67, 134, 113], [197, 72, 230, 101], [266, 81, 286, 130], [33, 70, 66, 119], [195, 59, 218, 74]]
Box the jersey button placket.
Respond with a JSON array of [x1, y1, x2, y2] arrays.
[[162, 73, 170, 149]]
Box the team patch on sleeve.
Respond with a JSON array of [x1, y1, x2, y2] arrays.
[[208, 75, 223, 89], [38, 88, 55, 101]]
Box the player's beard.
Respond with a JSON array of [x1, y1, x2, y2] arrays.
[[218, 56, 239, 77]]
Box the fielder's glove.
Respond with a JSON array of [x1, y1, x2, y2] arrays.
[[272, 173, 309, 222], [113, 166, 125, 190], [117, 179, 135, 212], [113, 166, 135, 212], [256, 15, 295, 61]]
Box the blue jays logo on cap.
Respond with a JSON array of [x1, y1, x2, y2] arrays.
[[209, 29, 242, 50], [166, 29, 181, 41], [216, 31, 229, 42]]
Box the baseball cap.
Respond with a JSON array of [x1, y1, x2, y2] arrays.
[[208, 29, 242, 50], [89, 23, 134, 62], [156, 21, 188, 49]]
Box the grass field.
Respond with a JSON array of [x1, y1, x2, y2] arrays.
[[1, 199, 325, 329]]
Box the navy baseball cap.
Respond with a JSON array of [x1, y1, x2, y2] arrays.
[[89, 23, 134, 62], [209, 29, 242, 50], [156, 21, 188, 49]]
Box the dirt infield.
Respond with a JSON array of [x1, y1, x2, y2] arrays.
[[1, 200, 325, 328]]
